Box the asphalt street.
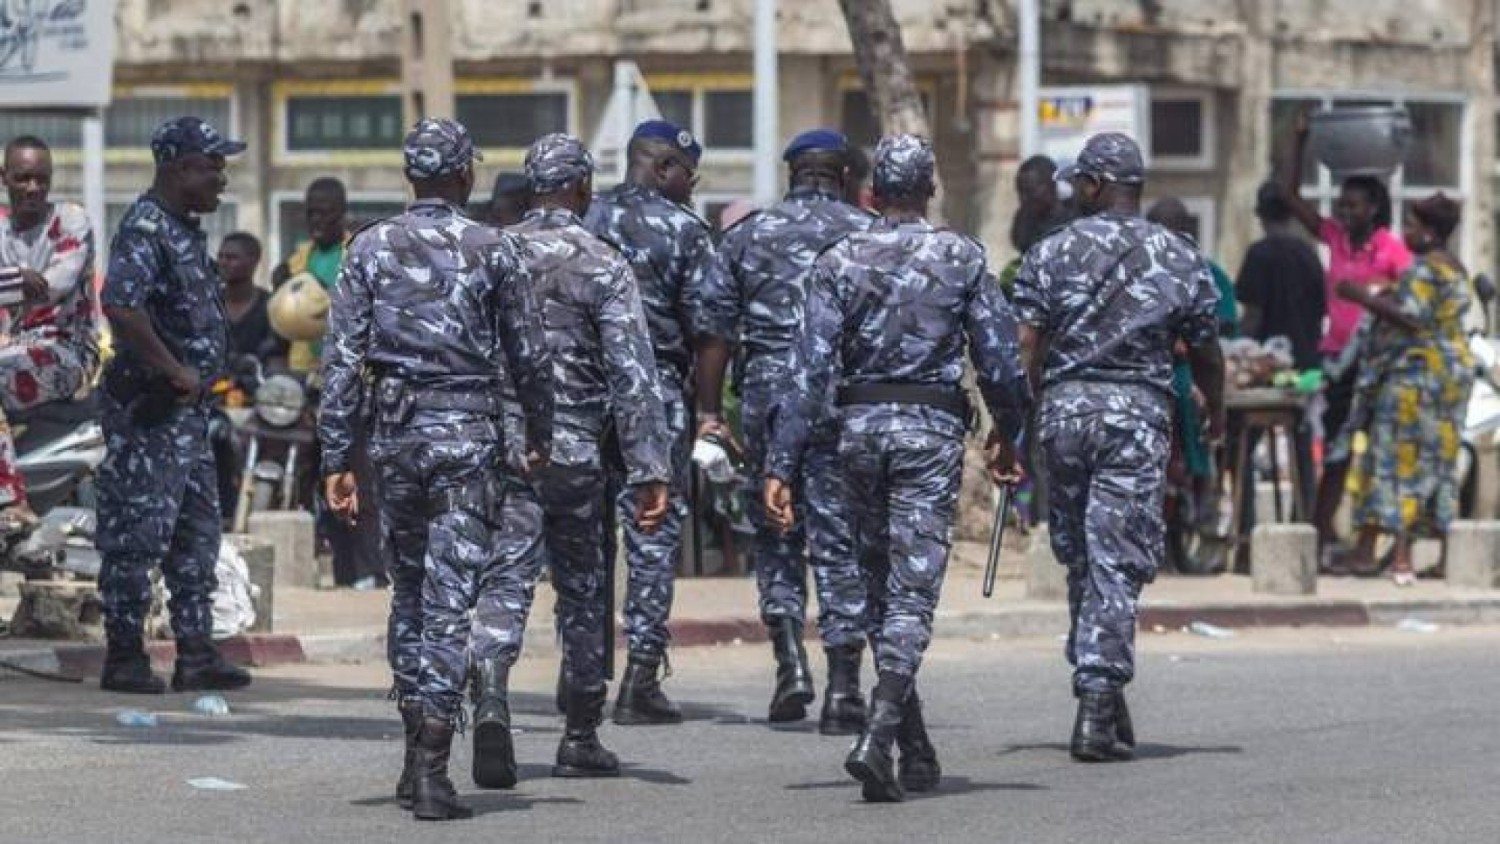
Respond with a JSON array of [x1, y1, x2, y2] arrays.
[[1, 625, 1497, 844]]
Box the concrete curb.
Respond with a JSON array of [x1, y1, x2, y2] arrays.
[[7, 596, 1500, 677]]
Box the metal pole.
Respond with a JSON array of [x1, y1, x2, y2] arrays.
[[82, 111, 105, 251], [1018, 0, 1041, 158], [752, 0, 779, 205]]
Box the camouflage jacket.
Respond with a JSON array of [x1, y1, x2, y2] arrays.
[[511, 206, 670, 486], [319, 198, 553, 475], [767, 217, 1032, 480], [100, 193, 227, 390], [582, 182, 716, 385], [697, 185, 875, 384], [1011, 212, 1219, 404]]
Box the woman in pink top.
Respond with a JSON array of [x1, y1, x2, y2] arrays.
[[1283, 113, 1414, 569]]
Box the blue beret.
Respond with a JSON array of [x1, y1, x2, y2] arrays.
[[782, 129, 848, 162], [632, 119, 702, 165]]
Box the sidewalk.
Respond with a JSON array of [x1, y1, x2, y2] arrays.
[[4, 540, 1500, 678]]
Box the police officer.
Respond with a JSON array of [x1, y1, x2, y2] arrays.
[[1011, 133, 1224, 762], [697, 129, 874, 732], [583, 119, 717, 725], [320, 118, 552, 821], [765, 135, 1031, 802], [96, 117, 252, 696], [509, 133, 672, 776]]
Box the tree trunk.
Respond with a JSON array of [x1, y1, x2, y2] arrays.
[[837, 0, 994, 544]]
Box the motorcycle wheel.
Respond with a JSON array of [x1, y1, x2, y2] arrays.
[[1166, 492, 1226, 576]]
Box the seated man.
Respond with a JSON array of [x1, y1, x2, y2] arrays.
[[0, 135, 100, 524]]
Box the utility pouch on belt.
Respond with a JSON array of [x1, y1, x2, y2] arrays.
[[835, 383, 972, 425], [375, 378, 415, 425]]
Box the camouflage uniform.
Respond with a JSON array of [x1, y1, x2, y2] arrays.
[[96, 194, 228, 643], [0, 202, 101, 506], [769, 137, 1031, 683], [698, 184, 873, 648], [320, 121, 553, 722], [1012, 179, 1218, 695], [512, 135, 671, 693], [583, 178, 715, 659]]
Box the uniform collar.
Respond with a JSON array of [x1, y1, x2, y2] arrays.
[[874, 214, 932, 233], [522, 206, 582, 227], [142, 191, 202, 230], [409, 197, 461, 214], [785, 184, 842, 203]]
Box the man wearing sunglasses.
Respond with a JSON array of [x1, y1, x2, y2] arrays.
[[1011, 133, 1225, 762]]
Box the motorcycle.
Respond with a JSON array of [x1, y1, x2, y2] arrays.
[[227, 357, 317, 533], [0, 392, 105, 578]]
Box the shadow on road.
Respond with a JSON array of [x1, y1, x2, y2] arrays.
[[994, 742, 1243, 760], [785, 777, 1046, 797], [350, 791, 585, 817]]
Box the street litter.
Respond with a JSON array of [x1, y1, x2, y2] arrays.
[[1185, 621, 1235, 639], [187, 777, 248, 791], [115, 710, 159, 728], [193, 695, 231, 716], [1396, 618, 1440, 634]]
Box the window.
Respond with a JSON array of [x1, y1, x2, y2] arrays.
[[1271, 92, 1465, 247], [840, 89, 935, 151], [647, 79, 753, 153], [286, 95, 403, 152], [107, 96, 232, 148], [456, 92, 569, 149], [1149, 89, 1214, 169], [274, 196, 406, 262], [0, 88, 233, 156]]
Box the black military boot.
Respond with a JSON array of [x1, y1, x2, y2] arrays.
[[395, 695, 422, 809], [99, 636, 165, 695], [1115, 690, 1136, 749], [470, 659, 516, 789], [554, 684, 621, 778], [1070, 691, 1134, 762], [411, 717, 473, 821], [896, 690, 941, 792], [818, 645, 866, 735], [844, 676, 908, 803], [768, 619, 815, 723], [613, 653, 682, 725], [170, 636, 251, 692]]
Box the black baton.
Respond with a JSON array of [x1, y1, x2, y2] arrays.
[[982, 484, 1014, 599]]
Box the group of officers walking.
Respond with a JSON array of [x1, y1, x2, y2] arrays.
[[90, 110, 1223, 819]]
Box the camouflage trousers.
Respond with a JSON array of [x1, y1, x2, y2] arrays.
[[96, 395, 219, 643], [840, 426, 964, 680], [535, 460, 613, 690], [611, 383, 690, 657], [371, 431, 544, 721], [1037, 384, 1171, 694], [0, 337, 92, 505], [741, 382, 866, 647]]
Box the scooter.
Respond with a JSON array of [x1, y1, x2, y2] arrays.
[[0, 393, 105, 578]]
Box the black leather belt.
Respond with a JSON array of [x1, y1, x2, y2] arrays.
[[835, 383, 970, 420]]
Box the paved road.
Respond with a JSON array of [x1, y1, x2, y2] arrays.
[[1, 625, 1497, 843]]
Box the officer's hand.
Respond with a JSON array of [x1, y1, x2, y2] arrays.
[[984, 433, 1023, 487], [524, 450, 547, 476], [1207, 407, 1228, 447], [696, 416, 742, 458], [633, 482, 669, 534], [325, 472, 359, 525], [15, 269, 47, 304], [763, 477, 795, 534], [168, 366, 202, 402]]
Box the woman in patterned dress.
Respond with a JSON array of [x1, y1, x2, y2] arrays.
[[1336, 194, 1473, 585]]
